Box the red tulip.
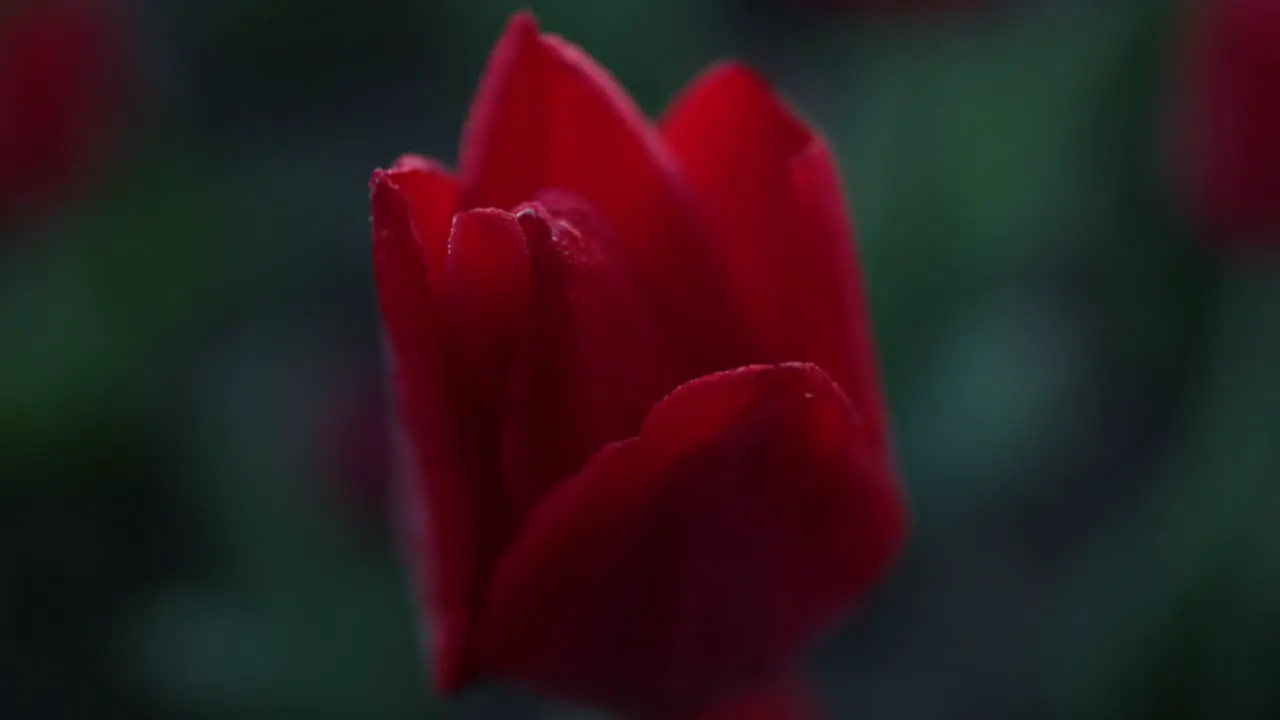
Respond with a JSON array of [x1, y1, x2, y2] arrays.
[[0, 0, 127, 220], [1175, 0, 1280, 247], [370, 12, 907, 717]]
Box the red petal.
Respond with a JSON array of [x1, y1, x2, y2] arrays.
[[382, 155, 458, 293], [499, 200, 682, 517], [458, 12, 745, 376], [477, 363, 908, 716], [442, 208, 530, 397], [371, 168, 510, 692], [660, 64, 893, 463]]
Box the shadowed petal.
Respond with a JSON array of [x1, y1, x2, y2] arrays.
[[499, 199, 682, 517], [478, 363, 907, 715], [371, 169, 515, 692]]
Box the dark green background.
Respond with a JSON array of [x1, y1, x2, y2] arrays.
[[2, 0, 1277, 717]]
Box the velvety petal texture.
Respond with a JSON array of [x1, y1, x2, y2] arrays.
[[370, 10, 908, 718]]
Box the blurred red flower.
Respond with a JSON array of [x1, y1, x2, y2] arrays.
[[371, 12, 907, 717], [1176, 0, 1280, 247], [0, 0, 128, 220]]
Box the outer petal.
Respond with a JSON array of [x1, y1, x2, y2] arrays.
[[660, 65, 893, 462], [371, 168, 515, 692], [477, 363, 908, 715], [385, 154, 458, 292], [458, 12, 745, 377]]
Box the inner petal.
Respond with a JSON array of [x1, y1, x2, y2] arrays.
[[498, 197, 684, 518]]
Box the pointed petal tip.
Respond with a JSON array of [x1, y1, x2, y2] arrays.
[[662, 57, 814, 160], [702, 59, 770, 89], [504, 9, 541, 42]]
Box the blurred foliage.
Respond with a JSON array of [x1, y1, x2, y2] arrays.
[[2, 0, 1277, 717], [112, 325, 429, 718], [2, 155, 218, 471], [1053, 266, 1280, 720]]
